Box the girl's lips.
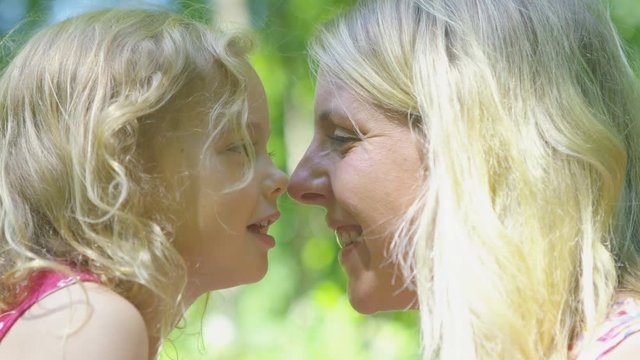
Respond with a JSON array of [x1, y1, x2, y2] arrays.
[[247, 211, 280, 232], [247, 211, 280, 249], [248, 211, 280, 228], [252, 232, 276, 249]]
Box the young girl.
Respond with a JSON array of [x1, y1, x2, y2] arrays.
[[288, 0, 640, 358], [0, 8, 287, 359]]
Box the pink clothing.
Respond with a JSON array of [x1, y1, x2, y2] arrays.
[[0, 270, 99, 342], [572, 296, 640, 359]]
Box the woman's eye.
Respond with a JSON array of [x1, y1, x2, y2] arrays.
[[327, 128, 360, 144]]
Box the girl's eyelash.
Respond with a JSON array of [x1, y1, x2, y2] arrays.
[[226, 144, 242, 153], [226, 142, 256, 155], [268, 151, 276, 159], [226, 143, 246, 153]]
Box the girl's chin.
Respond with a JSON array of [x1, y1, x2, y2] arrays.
[[192, 262, 268, 292]]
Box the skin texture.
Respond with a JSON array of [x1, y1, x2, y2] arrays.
[[604, 335, 640, 360], [148, 65, 288, 299], [0, 283, 149, 360], [288, 72, 419, 314]]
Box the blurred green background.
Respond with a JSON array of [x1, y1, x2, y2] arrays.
[[2, 1, 640, 359]]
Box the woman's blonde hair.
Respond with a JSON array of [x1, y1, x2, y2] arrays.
[[0, 8, 252, 343], [311, 0, 640, 358]]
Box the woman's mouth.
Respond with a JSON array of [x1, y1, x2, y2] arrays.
[[335, 225, 364, 249]]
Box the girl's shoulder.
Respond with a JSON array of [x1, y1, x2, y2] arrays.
[[0, 271, 148, 360], [574, 295, 640, 360]]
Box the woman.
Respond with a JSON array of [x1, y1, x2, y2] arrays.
[[288, 0, 640, 358]]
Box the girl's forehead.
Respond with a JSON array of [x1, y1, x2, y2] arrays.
[[159, 67, 231, 130]]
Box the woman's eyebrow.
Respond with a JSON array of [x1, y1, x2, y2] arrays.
[[318, 109, 349, 125], [318, 109, 333, 121]]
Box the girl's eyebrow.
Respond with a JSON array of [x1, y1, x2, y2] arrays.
[[247, 121, 271, 137]]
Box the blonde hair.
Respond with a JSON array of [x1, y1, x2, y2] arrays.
[[0, 8, 252, 344], [311, 0, 640, 358]]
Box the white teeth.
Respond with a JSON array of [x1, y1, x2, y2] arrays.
[[254, 220, 271, 228], [248, 220, 271, 234], [335, 229, 363, 249]]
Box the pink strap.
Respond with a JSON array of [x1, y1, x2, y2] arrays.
[[574, 297, 640, 359], [0, 271, 99, 341], [593, 315, 640, 359]]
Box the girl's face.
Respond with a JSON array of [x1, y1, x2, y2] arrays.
[[288, 72, 419, 314], [151, 66, 288, 297]]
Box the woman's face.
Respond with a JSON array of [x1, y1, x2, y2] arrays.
[[149, 66, 288, 298], [288, 72, 420, 313]]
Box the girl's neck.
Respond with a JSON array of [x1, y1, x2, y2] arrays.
[[140, 291, 199, 359], [138, 302, 164, 359]]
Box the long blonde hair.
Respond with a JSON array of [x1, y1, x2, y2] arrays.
[[0, 9, 252, 343], [311, 0, 640, 358]]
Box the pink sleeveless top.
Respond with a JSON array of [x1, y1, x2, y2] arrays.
[[0, 270, 99, 342], [571, 296, 640, 359]]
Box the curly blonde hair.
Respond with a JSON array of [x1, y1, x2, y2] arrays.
[[311, 0, 640, 358], [0, 8, 252, 342]]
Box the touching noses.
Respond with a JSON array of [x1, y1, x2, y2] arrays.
[[287, 147, 330, 206]]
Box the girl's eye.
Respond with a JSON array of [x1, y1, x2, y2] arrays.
[[225, 142, 254, 156], [226, 143, 245, 154]]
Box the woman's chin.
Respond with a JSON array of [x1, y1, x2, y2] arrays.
[[347, 280, 418, 314], [348, 293, 380, 314]]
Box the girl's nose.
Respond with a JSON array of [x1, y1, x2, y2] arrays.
[[265, 165, 288, 201]]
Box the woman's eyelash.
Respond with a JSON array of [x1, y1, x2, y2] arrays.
[[327, 126, 362, 144], [268, 151, 276, 159], [327, 134, 358, 143]]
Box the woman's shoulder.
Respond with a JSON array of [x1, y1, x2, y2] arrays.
[[576, 295, 640, 360], [602, 335, 640, 360], [0, 280, 148, 360]]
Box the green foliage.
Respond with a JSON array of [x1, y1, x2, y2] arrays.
[[160, 1, 421, 358], [611, 0, 640, 70], [160, 1, 640, 358], [176, 0, 212, 24], [2, 0, 640, 359]]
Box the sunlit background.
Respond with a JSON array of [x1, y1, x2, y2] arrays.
[[2, 1, 640, 359]]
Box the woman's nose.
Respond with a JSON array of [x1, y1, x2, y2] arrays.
[[287, 150, 330, 206]]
